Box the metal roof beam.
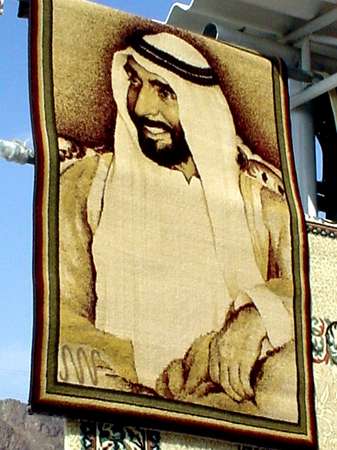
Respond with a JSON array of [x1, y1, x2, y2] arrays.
[[203, 22, 337, 77], [290, 72, 337, 109], [310, 34, 337, 47], [279, 7, 337, 44], [203, 22, 298, 65]]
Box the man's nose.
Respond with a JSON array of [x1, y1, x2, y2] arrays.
[[134, 84, 161, 118]]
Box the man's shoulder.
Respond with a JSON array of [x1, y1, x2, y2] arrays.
[[237, 137, 286, 202], [59, 147, 114, 231], [58, 135, 114, 182], [59, 139, 114, 216], [61, 152, 113, 179]]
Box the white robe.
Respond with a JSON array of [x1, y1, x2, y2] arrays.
[[93, 158, 230, 388]]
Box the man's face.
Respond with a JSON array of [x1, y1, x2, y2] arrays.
[[124, 55, 191, 167]]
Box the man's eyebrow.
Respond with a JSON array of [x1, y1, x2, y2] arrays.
[[149, 79, 175, 94]]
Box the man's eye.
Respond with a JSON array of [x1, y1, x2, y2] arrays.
[[159, 88, 176, 101]]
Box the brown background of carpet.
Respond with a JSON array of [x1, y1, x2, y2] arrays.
[[53, 0, 282, 168]]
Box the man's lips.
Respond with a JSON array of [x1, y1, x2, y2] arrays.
[[138, 118, 172, 134]]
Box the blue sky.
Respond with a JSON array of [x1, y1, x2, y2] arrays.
[[0, 0, 190, 402]]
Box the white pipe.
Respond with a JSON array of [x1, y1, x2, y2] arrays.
[[291, 72, 337, 109], [279, 8, 337, 44], [0, 139, 34, 164], [310, 34, 337, 47]]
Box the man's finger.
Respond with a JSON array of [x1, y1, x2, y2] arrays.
[[240, 362, 255, 400], [228, 363, 247, 400], [220, 365, 243, 402]]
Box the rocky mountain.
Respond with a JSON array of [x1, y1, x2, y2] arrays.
[[0, 399, 64, 450]]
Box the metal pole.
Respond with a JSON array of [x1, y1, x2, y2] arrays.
[[301, 37, 312, 72], [291, 73, 337, 109], [310, 34, 337, 47], [279, 7, 337, 44], [0, 140, 34, 165], [290, 38, 317, 217]]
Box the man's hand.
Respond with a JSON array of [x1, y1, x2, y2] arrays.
[[209, 304, 266, 403]]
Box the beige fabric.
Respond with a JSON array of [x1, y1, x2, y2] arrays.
[[64, 420, 82, 450], [308, 226, 337, 450]]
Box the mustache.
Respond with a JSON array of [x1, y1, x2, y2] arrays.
[[136, 117, 172, 134]]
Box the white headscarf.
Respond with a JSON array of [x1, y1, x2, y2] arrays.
[[110, 33, 247, 293], [92, 32, 292, 387]]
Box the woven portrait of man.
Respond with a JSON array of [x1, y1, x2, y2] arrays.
[[30, 1, 316, 448]]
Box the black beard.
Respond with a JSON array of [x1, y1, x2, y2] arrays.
[[132, 116, 192, 168]]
